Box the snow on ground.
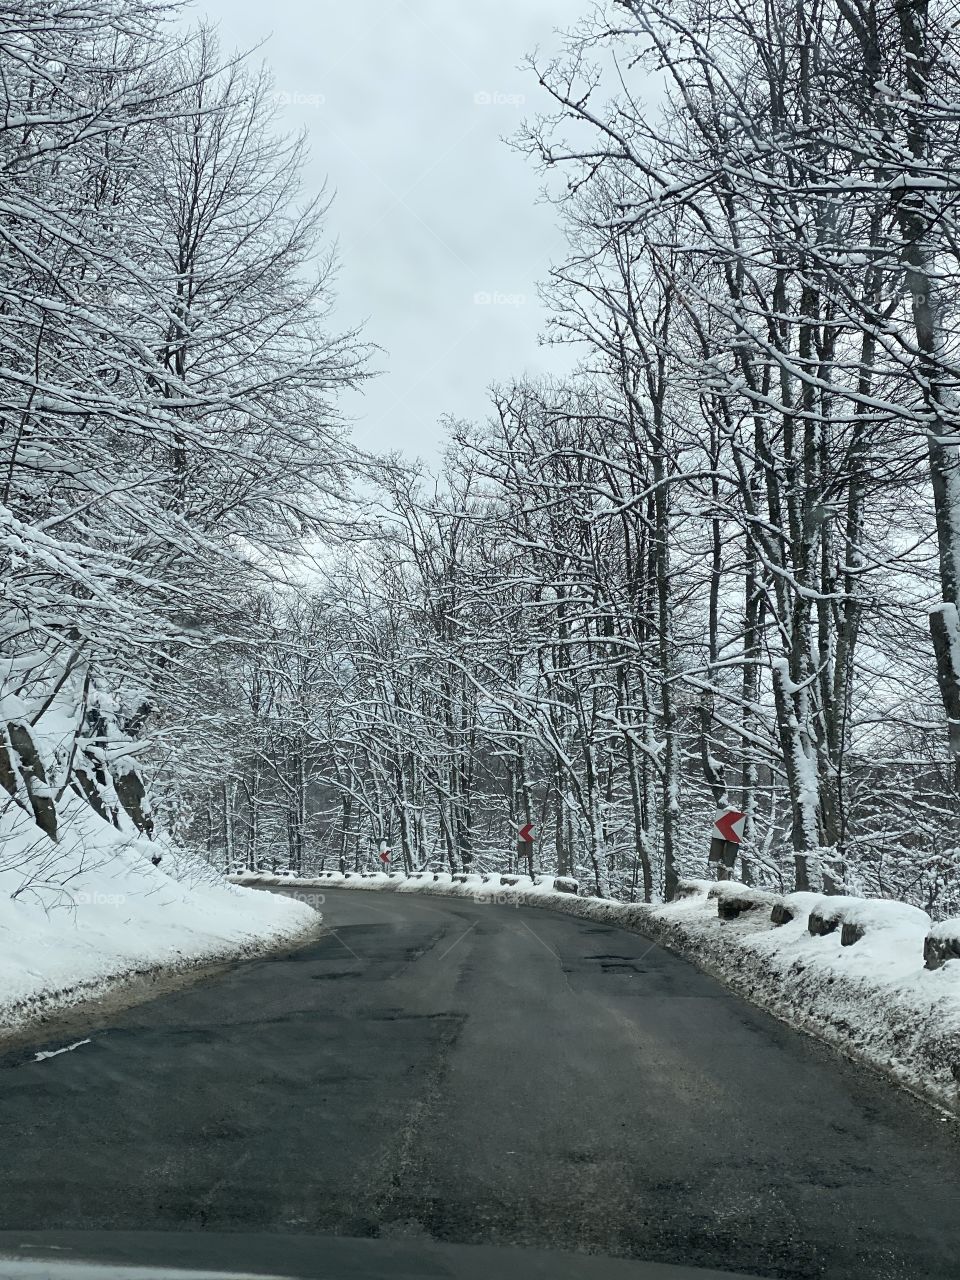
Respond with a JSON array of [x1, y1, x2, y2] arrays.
[[234, 869, 960, 1115], [0, 799, 318, 1036], [645, 885, 960, 1115]]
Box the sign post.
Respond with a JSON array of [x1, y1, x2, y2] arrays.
[[709, 809, 746, 880], [378, 839, 391, 869], [518, 821, 534, 878]]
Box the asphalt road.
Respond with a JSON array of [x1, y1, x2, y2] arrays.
[[1, 887, 959, 1279]]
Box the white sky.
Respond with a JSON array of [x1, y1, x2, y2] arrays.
[[186, 0, 592, 462]]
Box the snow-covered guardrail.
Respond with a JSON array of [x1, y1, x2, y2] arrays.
[[805, 897, 931, 951], [680, 879, 950, 966], [709, 882, 780, 920], [926, 920, 960, 970]]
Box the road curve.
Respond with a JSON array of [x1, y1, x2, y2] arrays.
[[1, 887, 959, 1279]]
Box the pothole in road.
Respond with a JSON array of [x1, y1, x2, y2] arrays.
[[362, 1009, 465, 1023], [586, 954, 647, 974]]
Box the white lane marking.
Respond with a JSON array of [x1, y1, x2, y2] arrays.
[[33, 1038, 91, 1062]]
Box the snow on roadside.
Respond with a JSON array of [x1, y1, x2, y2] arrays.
[[234, 870, 960, 1114], [645, 887, 960, 1114], [0, 799, 318, 1037]]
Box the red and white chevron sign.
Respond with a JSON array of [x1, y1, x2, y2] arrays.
[[712, 810, 747, 845]]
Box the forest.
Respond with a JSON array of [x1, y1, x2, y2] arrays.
[[5, 0, 960, 917]]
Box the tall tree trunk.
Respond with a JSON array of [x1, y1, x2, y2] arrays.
[[894, 0, 960, 789]]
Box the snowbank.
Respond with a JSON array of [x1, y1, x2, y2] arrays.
[[645, 887, 960, 1114], [234, 870, 960, 1115], [0, 799, 319, 1037]]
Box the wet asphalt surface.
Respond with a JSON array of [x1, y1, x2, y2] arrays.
[[1, 886, 959, 1279]]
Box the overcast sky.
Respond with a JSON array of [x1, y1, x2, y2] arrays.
[[187, 0, 591, 462]]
